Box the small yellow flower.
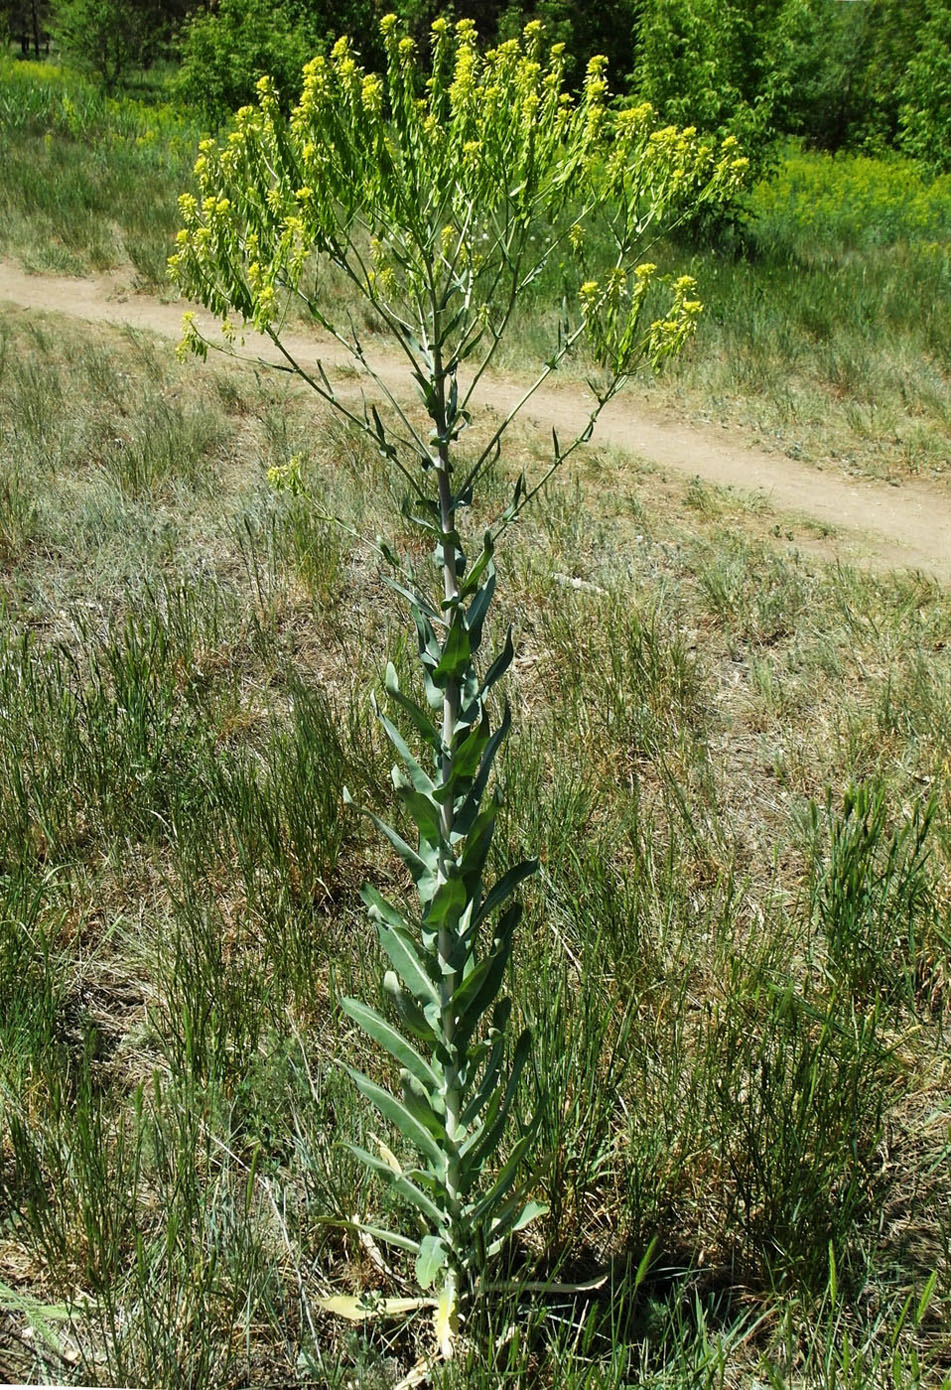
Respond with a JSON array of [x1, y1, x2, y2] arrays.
[[267, 453, 305, 495]]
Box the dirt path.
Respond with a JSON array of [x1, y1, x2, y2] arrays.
[[2, 261, 949, 585]]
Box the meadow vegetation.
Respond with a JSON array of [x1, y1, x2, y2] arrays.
[[2, 56, 950, 483], [0, 296, 949, 1383], [0, 59, 199, 280], [0, 26, 950, 1389]]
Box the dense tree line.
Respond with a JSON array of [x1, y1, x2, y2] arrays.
[[2, 0, 951, 171]]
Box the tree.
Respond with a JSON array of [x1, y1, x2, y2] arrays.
[[170, 14, 744, 1356], [634, 0, 781, 182], [51, 0, 142, 89], [499, 0, 641, 85], [1, 0, 49, 57], [174, 0, 321, 127], [899, 0, 951, 173], [50, 0, 188, 88], [767, 0, 930, 152]]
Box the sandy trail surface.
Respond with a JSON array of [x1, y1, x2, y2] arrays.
[[1, 260, 949, 585]]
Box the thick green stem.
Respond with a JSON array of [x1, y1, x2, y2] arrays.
[[431, 348, 466, 1272]]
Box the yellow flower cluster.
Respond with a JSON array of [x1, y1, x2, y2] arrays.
[[168, 10, 743, 383], [266, 454, 306, 496]]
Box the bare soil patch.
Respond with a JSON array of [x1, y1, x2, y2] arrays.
[[2, 260, 948, 584]]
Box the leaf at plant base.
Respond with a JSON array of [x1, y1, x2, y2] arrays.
[[486, 1194, 547, 1258], [373, 1134, 402, 1175], [434, 1278, 458, 1361], [339, 996, 440, 1092], [0, 1279, 72, 1355], [415, 1234, 448, 1290], [317, 1213, 423, 1255], [509, 1198, 549, 1235], [317, 1293, 435, 1321]]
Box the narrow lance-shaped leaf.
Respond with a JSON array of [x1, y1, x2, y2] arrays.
[[459, 1051, 505, 1135], [382, 573, 445, 626], [360, 882, 409, 931], [456, 534, 494, 599], [456, 797, 501, 895], [375, 701, 436, 795], [464, 570, 496, 653], [373, 918, 441, 1009], [383, 971, 438, 1045], [384, 664, 441, 752], [480, 626, 515, 698], [346, 1068, 448, 1174], [469, 1132, 534, 1227], [346, 1145, 447, 1230], [365, 810, 435, 891], [412, 607, 444, 670], [449, 923, 517, 1054], [339, 996, 441, 1093], [460, 1026, 534, 1174], [393, 784, 443, 852], [452, 704, 513, 837], [440, 719, 490, 791], [472, 858, 539, 932]]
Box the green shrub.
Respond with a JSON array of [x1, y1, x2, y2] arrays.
[[174, 0, 320, 128], [899, 0, 951, 173]]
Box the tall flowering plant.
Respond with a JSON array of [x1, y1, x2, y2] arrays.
[[171, 14, 746, 1353]]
